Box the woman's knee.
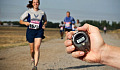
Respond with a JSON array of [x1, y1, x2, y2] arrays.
[[35, 45, 40, 51]]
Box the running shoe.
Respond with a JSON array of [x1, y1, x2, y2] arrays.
[[32, 66, 37, 70], [31, 59, 35, 68], [61, 37, 63, 39]]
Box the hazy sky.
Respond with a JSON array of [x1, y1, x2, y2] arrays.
[[0, 0, 120, 23]]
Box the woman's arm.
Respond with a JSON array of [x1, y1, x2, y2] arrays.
[[19, 11, 30, 26], [42, 13, 47, 29], [19, 20, 30, 26]]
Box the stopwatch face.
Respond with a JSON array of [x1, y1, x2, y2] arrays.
[[72, 31, 90, 52], [74, 33, 86, 44]]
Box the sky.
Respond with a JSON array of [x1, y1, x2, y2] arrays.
[[0, 0, 120, 23]]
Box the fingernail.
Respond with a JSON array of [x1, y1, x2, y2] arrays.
[[70, 46, 74, 49], [80, 52, 84, 55], [67, 41, 71, 44]]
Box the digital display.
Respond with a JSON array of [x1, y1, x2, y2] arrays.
[[77, 36, 85, 44], [74, 33, 86, 44]]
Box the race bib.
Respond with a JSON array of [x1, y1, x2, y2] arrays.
[[60, 27, 63, 30], [66, 22, 70, 27], [29, 20, 40, 29]]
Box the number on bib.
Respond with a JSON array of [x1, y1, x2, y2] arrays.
[[29, 22, 39, 29], [66, 22, 70, 27]]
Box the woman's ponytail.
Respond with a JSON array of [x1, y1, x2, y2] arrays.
[[26, 1, 33, 8]]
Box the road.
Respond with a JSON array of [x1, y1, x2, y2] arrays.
[[0, 33, 120, 70]]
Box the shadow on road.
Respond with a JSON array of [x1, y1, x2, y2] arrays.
[[65, 64, 105, 69], [47, 64, 105, 70]]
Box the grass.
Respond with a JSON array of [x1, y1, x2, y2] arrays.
[[0, 27, 60, 49], [0, 26, 119, 49], [108, 29, 120, 33], [107, 29, 120, 39], [0, 27, 27, 49]]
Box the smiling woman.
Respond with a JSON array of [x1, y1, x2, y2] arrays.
[[19, 0, 47, 70]]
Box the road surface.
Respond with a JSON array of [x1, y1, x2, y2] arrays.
[[0, 33, 120, 70]]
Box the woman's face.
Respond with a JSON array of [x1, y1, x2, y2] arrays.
[[32, 0, 40, 9]]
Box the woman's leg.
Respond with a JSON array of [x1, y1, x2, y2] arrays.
[[29, 43, 34, 60], [34, 38, 42, 66]]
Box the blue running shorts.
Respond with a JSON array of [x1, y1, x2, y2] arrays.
[[26, 28, 44, 43]]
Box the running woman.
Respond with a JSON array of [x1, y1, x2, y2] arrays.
[[64, 11, 75, 35], [59, 21, 65, 39], [19, 0, 47, 70]]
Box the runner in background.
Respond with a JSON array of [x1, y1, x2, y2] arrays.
[[59, 21, 65, 39], [19, 0, 47, 70], [75, 19, 81, 31], [64, 11, 75, 36], [103, 26, 107, 34]]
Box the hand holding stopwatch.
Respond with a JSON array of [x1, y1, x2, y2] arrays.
[[72, 31, 90, 53]]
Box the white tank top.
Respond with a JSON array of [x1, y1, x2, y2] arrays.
[[20, 8, 47, 29]]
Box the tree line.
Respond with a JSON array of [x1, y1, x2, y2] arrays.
[[0, 20, 120, 30], [80, 20, 120, 30]]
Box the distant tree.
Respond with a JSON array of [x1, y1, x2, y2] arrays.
[[100, 20, 110, 30], [0, 21, 2, 25], [117, 22, 120, 29], [46, 21, 60, 28], [112, 21, 118, 30]]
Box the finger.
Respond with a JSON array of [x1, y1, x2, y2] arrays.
[[77, 24, 99, 34], [66, 33, 72, 40], [66, 31, 76, 39], [77, 24, 89, 31], [66, 45, 75, 54], [64, 40, 72, 47], [72, 51, 85, 58]]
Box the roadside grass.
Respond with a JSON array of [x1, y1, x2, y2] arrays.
[[0, 26, 119, 49], [0, 27, 60, 50], [107, 29, 120, 39]]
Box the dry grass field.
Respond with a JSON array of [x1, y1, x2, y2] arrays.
[[0, 26, 120, 49], [107, 29, 120, 39], [0, 27, 60, 49]]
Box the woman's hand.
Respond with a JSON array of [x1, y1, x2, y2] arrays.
[[19, 20, 30, 26], [42, 25, 46, 29], [25, 22, 30, 26]]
